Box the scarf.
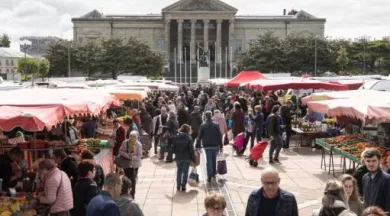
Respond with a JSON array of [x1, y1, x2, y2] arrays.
[[128, 139, 137, 167]]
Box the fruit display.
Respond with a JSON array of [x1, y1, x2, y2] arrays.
[[79, 138, 101, 147], [0, 196, 37, 216], [321, 134, 390, 159]]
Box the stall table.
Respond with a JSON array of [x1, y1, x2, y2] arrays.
[[292, 127, 324, 147]]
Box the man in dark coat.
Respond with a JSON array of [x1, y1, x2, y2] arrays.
[[53, 148, 78, 187], [280, 101, 293, 149], [177, 104, 190, 127], [139, 108, 152, 136], [196, 111, 222, 182], [245, 168, 298, 216], [188, 106, 203, 144]]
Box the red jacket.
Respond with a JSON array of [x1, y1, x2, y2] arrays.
[[114, 126, 126, 156]]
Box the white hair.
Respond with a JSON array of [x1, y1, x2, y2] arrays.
[[261, 167, 279, 179], [129, 131, 138, 137]]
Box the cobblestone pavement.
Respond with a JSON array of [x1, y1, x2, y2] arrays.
[[135, 140, 338, 216]]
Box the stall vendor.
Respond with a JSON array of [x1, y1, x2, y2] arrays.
[[304, 108, 324, 123], [0, 147, 24, 191]]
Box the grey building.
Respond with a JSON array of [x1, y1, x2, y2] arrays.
[[72, 0, 326, 82], [19, 36, 60, 58]]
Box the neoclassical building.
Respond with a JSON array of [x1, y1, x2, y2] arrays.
[[72, 0, 326, 82]]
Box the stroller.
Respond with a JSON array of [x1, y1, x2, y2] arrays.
[[247, 141, 269, 167]]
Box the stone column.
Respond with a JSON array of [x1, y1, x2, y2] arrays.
[[216, 19, 222, 63], [164, 19, 171, 63], [229, 19, 235, 61], [190, 20, 196, 63], [203, 20, 209, 52], [177, 19, 183, 62]]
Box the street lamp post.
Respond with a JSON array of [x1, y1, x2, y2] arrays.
[[20, 40, 32, 82], [314, 36, 318, 76]]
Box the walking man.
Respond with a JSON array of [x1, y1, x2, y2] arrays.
[[196, 111, 223, 182]]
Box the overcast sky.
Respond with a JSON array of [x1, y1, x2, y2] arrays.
[[1, 0, 390, 50]]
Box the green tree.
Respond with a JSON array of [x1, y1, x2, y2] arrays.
[[336, 46, 349, 72], [98, 37, 164, 79], [16, 58, 39, 80], [74, 41, 100, 77], [237, 31, 285, 73], [44, 40, 75, 77], [0, 34, 11, 47], [37, 58, 50, 80]]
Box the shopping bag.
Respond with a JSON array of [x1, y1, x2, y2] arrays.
[[227, 130, 233, 141], [187, 167, 199, 187], [190, 150, 200, 167], [217, 155, 227, 175], [223, 133, 229, 146], [114, 155, 131, 169]]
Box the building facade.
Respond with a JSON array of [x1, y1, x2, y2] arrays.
[[0, 48, 31, 80], [72, 0, 326, 82], [19, 36, 60, 58]]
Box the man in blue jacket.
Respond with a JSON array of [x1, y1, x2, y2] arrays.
[[245, 168, 298, 216], [87, 173, 121, 216]]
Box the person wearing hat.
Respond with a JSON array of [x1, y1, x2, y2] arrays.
[[313, 180, 356, 216], [196, 111, 222, 183]]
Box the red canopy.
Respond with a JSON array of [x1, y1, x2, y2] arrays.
[[225, 71, 266, 88], [328, 80, 363, 90], [0, 105, 65, 131], [246, 79, 348, 91]]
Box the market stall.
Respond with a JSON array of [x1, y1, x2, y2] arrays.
[[315, 134, 389, 176], [225, 70, 266, 88], [328, 80, 364, 90], [244, 79, 349, 91]]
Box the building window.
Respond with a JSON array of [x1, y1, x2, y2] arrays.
[[156, 39, 164, 50], [5, 60, 9, 66], [0, 69, 2, 74], [10, 60, 13, 66], [235, 39, 242, 52], [6, 69, 9, 73], [79, 38, 83, 45], [0, 60, 2, 65]]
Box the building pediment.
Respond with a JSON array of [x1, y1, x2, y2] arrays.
[[296, 10, 317, 20], [162, 0, 237, 13], [81, 9, 103, 18]]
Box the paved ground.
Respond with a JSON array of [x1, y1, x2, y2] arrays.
[[135, 139, 339, 216]]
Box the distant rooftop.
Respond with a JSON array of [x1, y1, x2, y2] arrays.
[[0, 48, 32, 58], [20, 36, 61, 40]]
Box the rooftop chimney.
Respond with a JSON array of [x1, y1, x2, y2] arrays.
[[283, 9, 286, 15]]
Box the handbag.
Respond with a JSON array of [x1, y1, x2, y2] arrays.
[[37, 172, 63, 216], [190, 150, 200, 167], [187, 167, 199, 187], [114, 141, 131, 169], [223, 133, 229, 146], [217, 155, 228, 175]]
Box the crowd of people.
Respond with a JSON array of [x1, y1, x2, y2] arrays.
[[1, 84, 390, 216]]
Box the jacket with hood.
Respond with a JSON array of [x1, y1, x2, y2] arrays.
[[312, 200, 357, 216], [115, 195, 144, 216]]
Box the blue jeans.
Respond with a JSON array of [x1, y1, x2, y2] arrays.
[[176, 160, 191, 189], [204, 147, 218, 178]]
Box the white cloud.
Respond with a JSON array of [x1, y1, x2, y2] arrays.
[[1, 0, 390, 50]]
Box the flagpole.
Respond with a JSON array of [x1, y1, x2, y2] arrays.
[[219, 46, 222, 79], [230, 46, 233, 78], [174, 48, 177, 84], [197, 42, 199, 80], [189, 46, 192, 85], [214, 42, 217, 79], [184, 47, 187, 84], [225, 46, 228, 78], [179, 47, 182, 84]]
